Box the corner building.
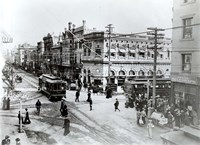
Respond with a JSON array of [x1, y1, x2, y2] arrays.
[[82, 31, 172, 91], [171, 0, 200, 123]]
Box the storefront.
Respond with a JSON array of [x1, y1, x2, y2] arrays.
[[171, 76, 200, 125]]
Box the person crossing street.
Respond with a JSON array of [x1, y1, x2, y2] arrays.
[[114, 98, 120, 112], [35, 99, 42, 115]]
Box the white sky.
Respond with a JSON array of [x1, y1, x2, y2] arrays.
[[0, 0, 173, 51]]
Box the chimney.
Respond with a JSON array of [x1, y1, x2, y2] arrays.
[[83, 20, 86, 27], [72, 24, 76, 32], [68, 22, 72, 31]]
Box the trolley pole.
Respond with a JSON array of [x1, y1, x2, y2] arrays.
[[147, 27, 164, 108], [105, 24, 114, 85]]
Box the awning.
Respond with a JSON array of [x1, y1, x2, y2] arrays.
[[129, 49, 136, 53], [118, 48, 126, 53], [139, 49, 145, 53]]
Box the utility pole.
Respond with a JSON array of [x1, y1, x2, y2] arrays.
[[105, 24, 114, 85], [147, 27, 164, 108]]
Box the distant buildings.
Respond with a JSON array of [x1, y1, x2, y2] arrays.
[[13, 20, 172, 91]]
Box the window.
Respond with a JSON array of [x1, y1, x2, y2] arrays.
[[84, 48, 87, 56], [88, 48, 91, 56], [106, 43, 108, 47], [95, 49, 101, 56], [183, 18, 193, 39], [129, 52, 135, 58], [182, 54, 192, 72]]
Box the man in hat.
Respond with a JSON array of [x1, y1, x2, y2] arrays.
[[15, 138, 21, 145], [24, 108, 31, 124], [114, 98, 120, 112], [2, 135, 10, 145]]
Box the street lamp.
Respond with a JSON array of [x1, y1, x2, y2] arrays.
[[19, 97, 23, 133]]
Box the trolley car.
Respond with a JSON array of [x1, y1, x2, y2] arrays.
[[39, 74, 66, 101], [124, 78, 171, 99]]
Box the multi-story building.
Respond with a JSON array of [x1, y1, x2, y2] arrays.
[[36, 41, 44, 76], [61, 20, 96, 80], [171, 0, 200, 124], [14, 43, 36, 69], [82, 31, 172, 91], [161, 1, 200, 143]]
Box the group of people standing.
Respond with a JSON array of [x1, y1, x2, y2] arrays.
[[2, 97, 10, 110], [1, 135, 21, 145], [18, 108, 31, 125]]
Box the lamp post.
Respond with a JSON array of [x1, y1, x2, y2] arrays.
[[19, 97, 23, 133]]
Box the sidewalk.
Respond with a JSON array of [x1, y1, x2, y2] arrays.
[[0, 111, 32, 145]]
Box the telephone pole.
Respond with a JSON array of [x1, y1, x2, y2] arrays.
[[147, 27, 164, 108], [105, 24, 114, 85]]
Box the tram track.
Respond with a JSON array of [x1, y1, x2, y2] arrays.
[[13, 70, 131, 144]]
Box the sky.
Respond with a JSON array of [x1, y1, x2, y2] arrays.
[[0, 0, 173, 53]]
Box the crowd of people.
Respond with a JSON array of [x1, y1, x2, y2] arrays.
[[126, 93, 200, 129]]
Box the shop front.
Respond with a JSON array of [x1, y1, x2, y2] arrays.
[[171, 76, 200, 126]]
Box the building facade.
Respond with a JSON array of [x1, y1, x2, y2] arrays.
[[82, 31, 172, 91], [171, 0, 200, 124]]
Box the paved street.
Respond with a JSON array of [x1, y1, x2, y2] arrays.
[[0, 69, 171, 145]]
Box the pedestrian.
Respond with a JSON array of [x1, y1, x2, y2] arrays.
[[114, 98, 120, 112], [24, 108, 31, 124], [88, 98, 93, 111], [18, 111, 23, 125], [147, 120, 154, 139], [60, 99, 65, 116], [87, 90, 91, 102], [136, 109, 141, 125], [15, 138, 21, 145], [106, 87, 112, 99], [141, 108, 147, 125], [167, 111, 174, 129], [6, 97, 10, 110], [2, 135, 10, 145], [75, 90, 80, 102], [35, 99, 41, 115], [83, 83, 88, 91], [2, 97, 7, 110], [63, 117, 70, 136], [62, 105, 68, 117]]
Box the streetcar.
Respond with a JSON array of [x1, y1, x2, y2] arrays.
[[39, 74, 66, 101], [123, 78, 171, 99]]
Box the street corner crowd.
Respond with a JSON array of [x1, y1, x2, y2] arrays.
[[125, 92, 199, 136], [1, 135, 21, 145]]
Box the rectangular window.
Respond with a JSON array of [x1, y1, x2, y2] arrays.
[[182, 54, 191, 72], [95, 49, 101, 56], [84, 48, 87, 56], [88, 48, 91, 56], [183, 18, 193, 39]]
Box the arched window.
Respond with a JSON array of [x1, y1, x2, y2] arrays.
[[138, 70, 145, 77], [157, 70, 163, 77], [110, 70, 115, 76], [157, 70, 162, 75], [119, 70, 125, 76], [129, 70, 135, 76], [148, 70, 153, 76]]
